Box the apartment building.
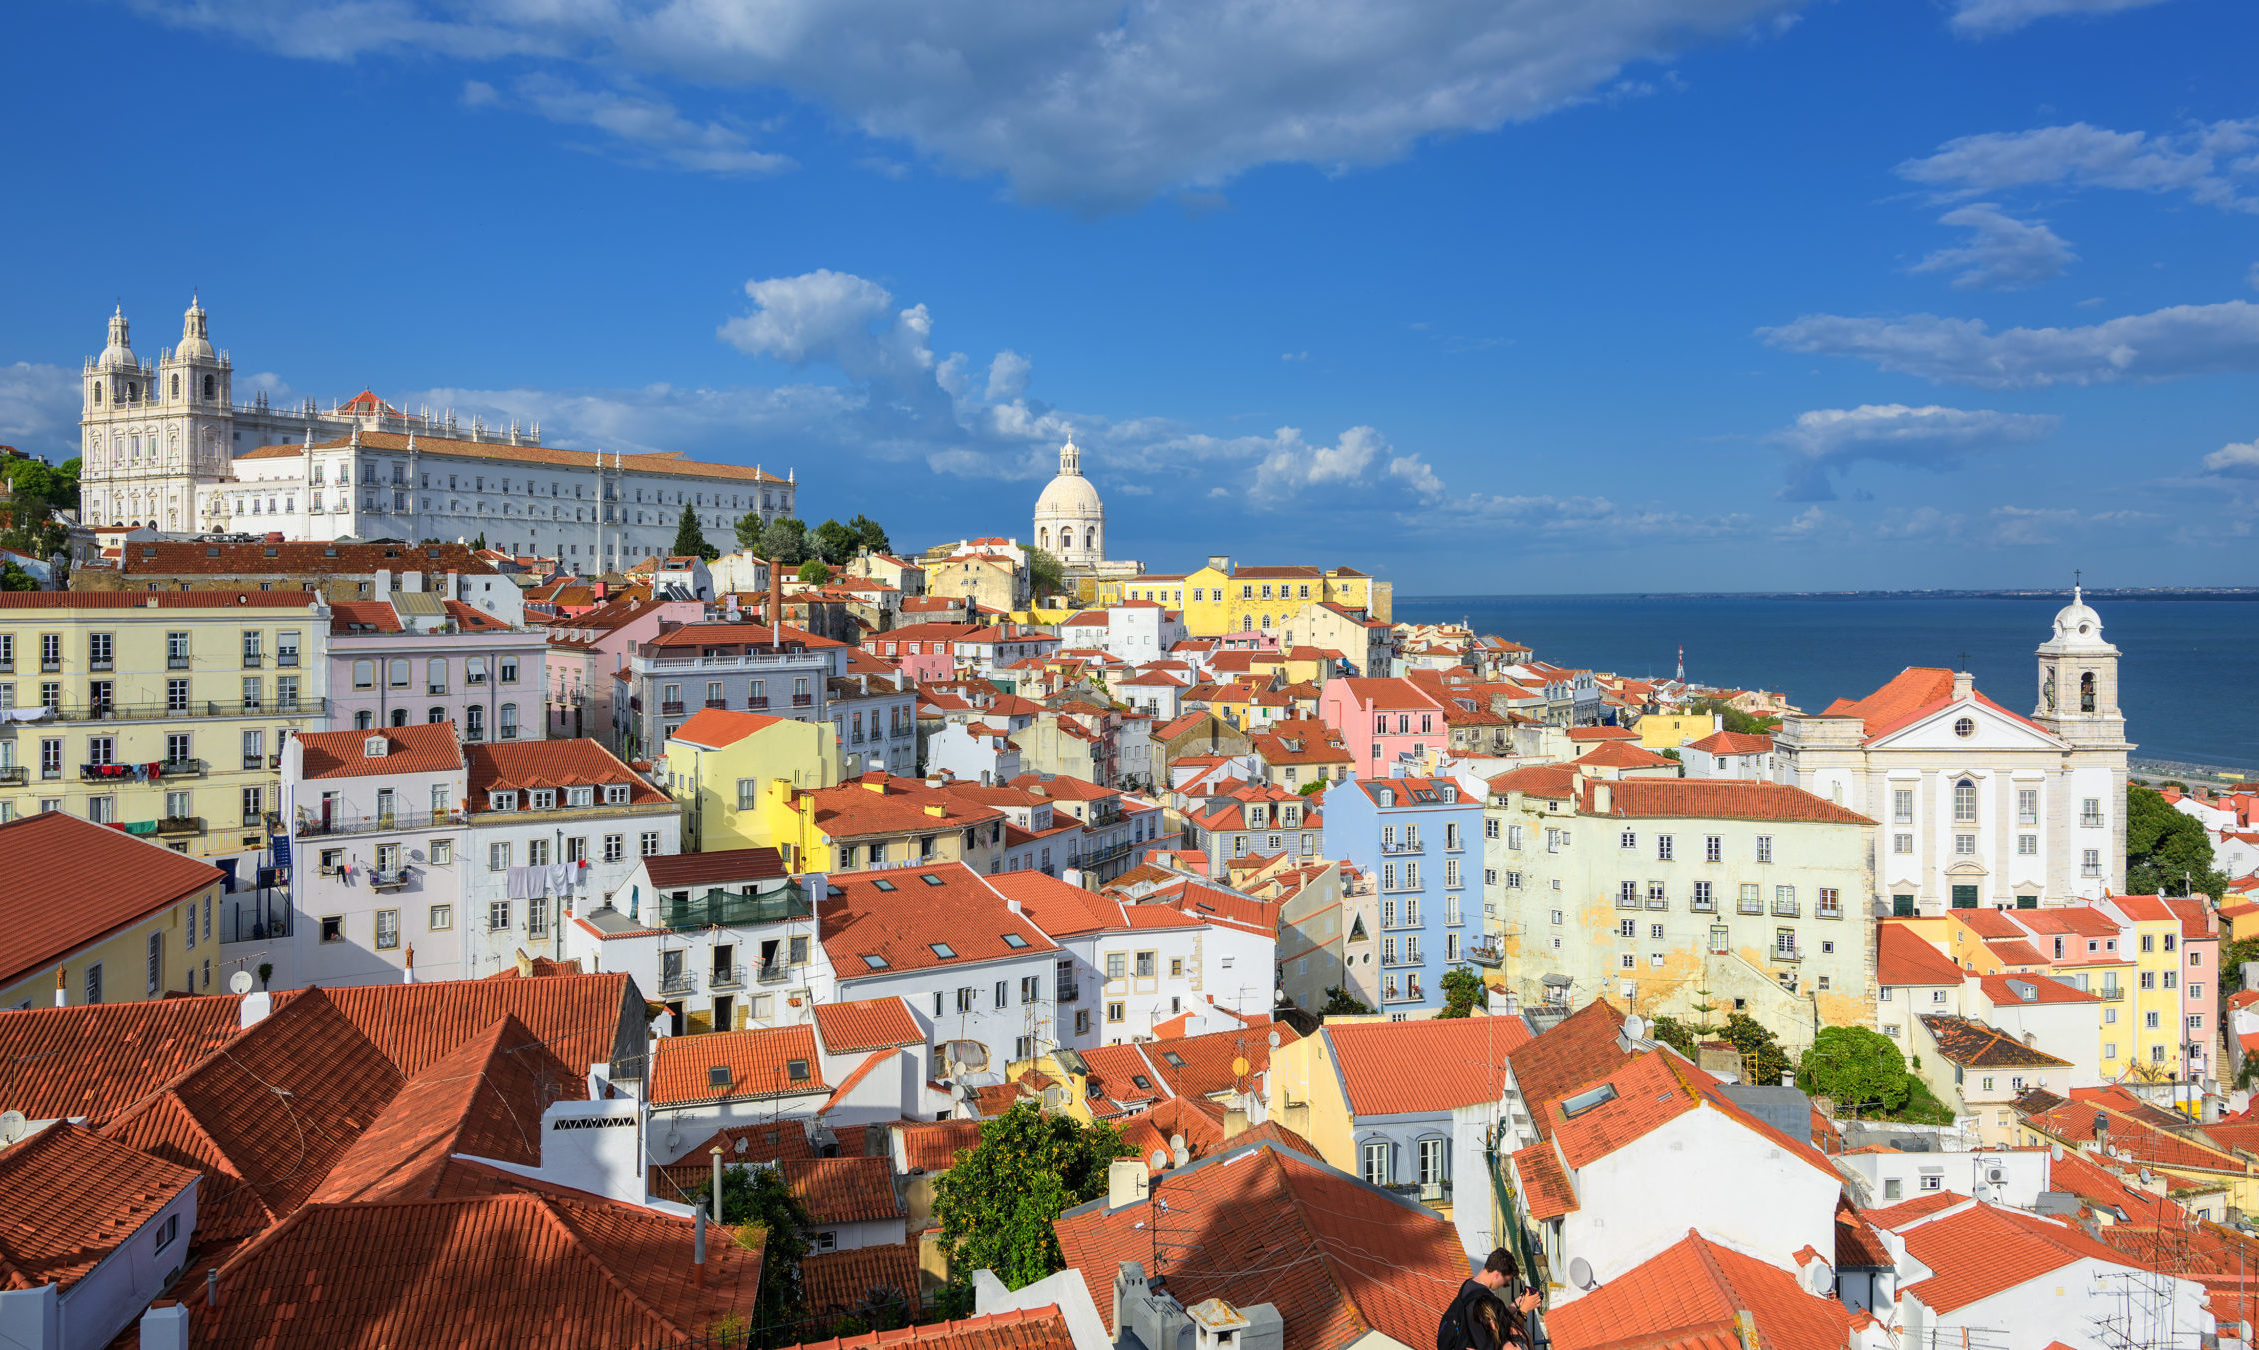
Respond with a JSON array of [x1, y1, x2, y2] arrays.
[[327, 596, 550, 742], [0, 592, 330, 877], [618, 620, 848, 759], [0, 811, 228, 1009], [1320, 774, 1484, 1013]]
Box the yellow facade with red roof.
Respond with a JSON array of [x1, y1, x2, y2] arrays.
[[0, 812, 228, 1010], [2103, 893, 2194, 1082], [661, 705, 842, 853], [1177, 560, 1381, 639]]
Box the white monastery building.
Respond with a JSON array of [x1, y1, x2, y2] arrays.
[[80, 296, 796, 571]]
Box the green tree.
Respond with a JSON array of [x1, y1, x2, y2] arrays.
[[469, 531, 488, 551], [812, 518, 862, 567], [0, 562, 35, 592], [672, 503, 718, 560], [2127, 785, 2228, 899], [1648, 1014, 1701, 1059], [691, 1162, 814, 1346], [1436, 967, 1486, 1019], [735, 512, 765, 553], [2222, 937, 2259, 994], [760, 517, 809, 565], [797, 560, 832, 585], [1025, 545, 1065, 598], [1719, 1012, 1790, 1086], [848, 513, 891, 555], [1797, 1026, 1911, 1116], [1688, 698, 1777, 737], [1659, 747, 1682, 762], [931, 1103, 1130, 1294], [1321, 986, 1372, 1015]]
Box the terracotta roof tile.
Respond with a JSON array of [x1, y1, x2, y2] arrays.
[[118, 539, 497, 577], [0, 996, 244, 1125], [773, 1306, 1073, 1350], [1545, 1230, 1854, 1350], [1511, 1141, 1577, 1220], [640, 847, 789, 890], [800, 1241, 923, 1318], [794, 776, 1003, 843], [1877, 923, 1965, 986], [819, 863, 1056, 976], [1572, 741, 1679, 769], [1865, 1189, 1974, 1228], [0, 812, 223, 988], [467, 739, 669, 806], [782, 1156, 904, 1225], [652, 1025, 826, 1106], [1920, 1015, 2073, 1069], [1505, 1000, 1630, 1140], [1326, 1016, 1531, 1117], [666, 707, 790, 748], [1684, 729, 1774, 755], [1979, 972, 2099, 1005], [1899, 1202, 2137, 1315], [1056, 1144, 1470, 1350], [813, 997, 925, 1054], [1591, 778, 1874, 825], [296, 722, 466, 780], [894, 1118, 986, 1173], [310, 973, 640, 1080], [0, 1122, 199, 1291], [246, 427, 786, 482]]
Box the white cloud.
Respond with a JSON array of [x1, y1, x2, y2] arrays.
[[1945, 0, 2169, 37], [2202, 436, 2259, 477], [1897, 118, 2259, 213], [1451, 492, 1756, 542], [0, 362, 83, 459], [1388, 454, 1446, 501], [1757, 300, 2259, 389], [1774, 505, 1844, 539], [984, 351, 1031, 402], [1249, 425, 1386, 498], [1771, 403, 2058, 500], [1910, 203, 2074, 290], [483, 74, 794, 176], [124, 0, 1805, 208]]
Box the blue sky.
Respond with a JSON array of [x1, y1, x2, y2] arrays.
[[1, 0, 2253, 592]]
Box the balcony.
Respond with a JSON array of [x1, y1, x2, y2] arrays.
[[755, 961, 791, 985], [1464, 940, 1505, 968], [709, 965, 748, 990], [156, 815, 204, 836], [1646, 895, 1669, 911], [277, 654, 299, 669], [242, 654, 263, 668], [1056, 981, 1080, 1003], [2081, 812, 2105, 828], [1817, 900, 1843, 920], [704, 698, 727, 709], [0, 766, 24, 786], [746, 696, 770, 710], [660, 701, 686, 716], [792, 693, 813, 708], [80, 763, 135, 783], [159, 758, 205, 779], [1615, 893, 1640, 911], [1771, 946, 1803, 964], [0, 697, 325, 725], [370, 869, 410, 891], [1690, 895, 1716, 913], [296, 807, 466, 839], [653, 883, 814, 932], [2099, 986, 2125, 1002], [90, 657, 114, 672], [168, 656, 191, 670], [1389, 1179, 1453, 1206], [1772, 901, 1800, 918], [658, 970, 698, 997]]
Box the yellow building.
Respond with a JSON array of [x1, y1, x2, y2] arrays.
[[1636, 713, 1718, 751], [0, 592, 330, 869], [1, 810, 229, 1007], [1109, 574, 1189, 607], [1178, 559, 1386, 639], [752, 772, 1006, 875], [2108, 894, 2190, 1081], [660, 706, 841, 852]]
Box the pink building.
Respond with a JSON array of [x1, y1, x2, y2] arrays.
[[2166, 895, 2222, 1080], [543, 593, 706, 747], [1316, 676, 1448, 779]]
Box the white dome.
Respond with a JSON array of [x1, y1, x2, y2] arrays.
[[176, 294, 215, 361], [1035, 472, 1103, 518], [2049, 586, 2109, 649], [97, 307, 137, 370]]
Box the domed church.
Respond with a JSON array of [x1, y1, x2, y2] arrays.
[[1033, 434, 1106, 568]]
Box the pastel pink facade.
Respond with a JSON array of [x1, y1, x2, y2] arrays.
[[544, 597, 706, 747], [1316, 677, 1447, 779]]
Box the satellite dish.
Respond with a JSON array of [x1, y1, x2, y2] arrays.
[[1169, 1133, 1186, 1151], [2050, 1143, 2065, 1161], [1623, 1014, 1646, 1041], [1149, 1148, 1169, 1170], [0, 1111, 25, 1146], [1173, 1144, 1190, 1168], [1231, 1056, 1251, 1078], [735, 1137, 749, 1154], [1567, 1257, 1597, 1291], [1268, 1030, 1282, 1049], [228, 971, 255, 995], [1799, 1261, 1835, 1297]]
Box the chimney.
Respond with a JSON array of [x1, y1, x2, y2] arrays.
[[54, 967, 65, 1008], [711, 1147, 726, 1223], [374, 567, 391, 601], [139, 1302, 189, 1350], [1951, 669, 1974, 701], [445, 570, 460, 599], [694, 1206, 708, 1288], [206, 1270, 220, 1308], [768, 565, 784, 632], [238, 991, 273, 1030], [1732, 1310, 1758, 1350], [1222, 1105, 1249, 1137], [403, 944, 416, 984], [1591, 781, 1612, 816], [1107, 1158, 1150, 1209]]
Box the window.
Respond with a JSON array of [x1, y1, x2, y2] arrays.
[[1107, 1000, 1125, 1023], [1893, 789, 1913, 824], [1738, 883, 1761, 915], [1953, 778, 1977, 823], [641, 832, 662, 856], [320, 916, 344, 944], [2082, 848, 2101, 878], [1693, 880, 1714, 911], [1620, 829, 1637, 850], [1656, 834, 1674, 861], [1106, 952, 1126, 980], [430, 904, 452, 930], [489, 901, 512, 931], [2017, 788, 2038, 827], [1920, 1174, 1943, 1192], [527, 838, 550, 866], [2081, 796, 2103, 828], [375, 909, 400, 950], [1755, 835, 1772, 864], [2018, 833, 2037, 856], [1360, 1142, 1392, 1187], [1954, 833, 1976, 856], [604, 834, 624, 862], [1704, 834, 1722, 863], [489, 842, 512, 871]]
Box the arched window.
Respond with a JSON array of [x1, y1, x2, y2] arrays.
[[466, 705, 486, 739], [1241, 615, 1254, 632], [92, 384, 102, 405], [353, 709, 375, 729], [2079, 671, 2096, 712], [1260, 613, 1272, 629], [1953, 778, 1977, 824], [1059, 528, 1074, 552], [428, 707, 447, 724], [202, 374, 215, 400], [170, 374, 180, 398], [389, 707, 409, 727]]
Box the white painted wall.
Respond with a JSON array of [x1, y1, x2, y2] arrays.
[[1900, 1255, 2210, 1350]]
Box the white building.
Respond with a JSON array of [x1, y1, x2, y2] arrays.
[[1032, 436, 1105, 570], [79, 298, 796, 566], [1771, 589, 2131, 916], [578, 848, 833, 1036], [1677, 729, 1777, 781], [1056, 602, 1187, 665], [819, 861, 1066, 1080], [327, 592, 551, 741]]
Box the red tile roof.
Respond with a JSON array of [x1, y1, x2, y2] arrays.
[[0, 1122, 199, 1291], [1685, 729, 1774, 755], [183, 1173, 765, 1350], [328, 599, 405, 633], [1566, 726, 1641, 742], [1920, 1016, 2072, 1070], [1545, 1229, 1854, 1350], [296, 722, 467, 780], [1979, 972, 2099, 1005], [119, 538, 498, 577], [1505, 1000, 1630, 1140], [1877, 923, 1965, 986], [1056, 1143, 1471, 1350], [820, 863, 1057, 976], [1485, 764, 1578, 799], [1142, 1023, 1301, 1102], [0, 812, 223, 988], [652, 1025, 826, 1106], [1864, 1189, 1974, 1229], [1325, 1016, 1533, 1117], [800, 1241, 923, 1318], [1899, 1202, 2138, 1314], [894, 1119, 987, 1173], [1572, 740, 1678, 769], [0, 996, 245, 1125], [1589, 778, 1873, 824], [781, 1156, 904, 1225], [793, 775, 1003, 842], [0, 589, 324, 609], [668, 706, 790, 747], [771, 1306, 1073, 1350], [1822, 666, 2048, 743], [309, 973, 639, 1080], [467, 739, 668, 805], [640, 847, 789, 890], [1511, 1141, 1577, 1220], [813, 997, 925, 1053]]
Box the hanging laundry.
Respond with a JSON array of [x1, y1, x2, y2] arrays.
[[546, 863, 572, 895]]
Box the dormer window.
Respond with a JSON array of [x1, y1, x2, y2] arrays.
[[604, 784, 630, 804], [529, 789, 557, 810], [364, 735, 388, 758], [488, 791, 518, 811], [566, 786, 594, 807]]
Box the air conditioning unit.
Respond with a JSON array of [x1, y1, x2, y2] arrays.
[[1987, 1167, 2007, 1185]]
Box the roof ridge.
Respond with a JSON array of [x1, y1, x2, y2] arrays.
[[530, 1188, 707, 1339], [1261, 1149, 1375, 1341]]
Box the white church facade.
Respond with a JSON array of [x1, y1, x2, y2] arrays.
[[1029, 433, 1140, 583], [1771, 588, 2132, 917], [79, 297, 797, 571]]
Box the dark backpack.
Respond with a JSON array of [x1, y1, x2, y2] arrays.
[[1436, 1284, 1481, 1350]]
